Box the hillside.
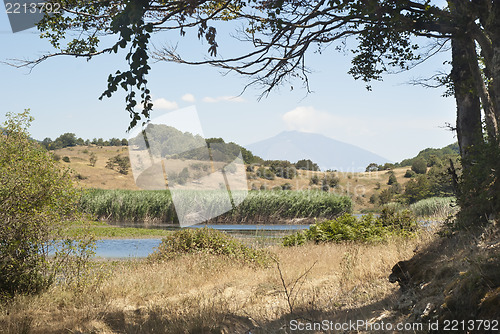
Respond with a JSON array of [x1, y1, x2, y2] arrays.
[[56, 145, 415, 212]]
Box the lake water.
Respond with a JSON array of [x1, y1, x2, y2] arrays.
[[94, 224, 309, 258]]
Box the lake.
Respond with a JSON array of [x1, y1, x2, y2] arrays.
[[94, 224, 309, 258]]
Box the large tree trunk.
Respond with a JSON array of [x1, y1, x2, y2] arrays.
[[451, 38, 483, 158], [488, 2, 500, 143]]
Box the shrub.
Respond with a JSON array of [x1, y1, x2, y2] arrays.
[[283, 211, 417, 246], [149, 228, 270, 266], [89, 152, 97, 167], [295, 159, 320, 171], [387, 172, 397, 185], [0, 111, 94, 298], [403, 174, 432, 204], [105, 154, 130, 174], [257, 167, 275, 180], [411, 158, 427, 174], [404, 169, 416, 178], [310, 174, 320, 185], [369, 193, 379, 204], [62, 156, 70, 163], [379, 188, 394, 204], [324, 172, 340, 188]]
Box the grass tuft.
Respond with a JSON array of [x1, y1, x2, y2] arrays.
[[148, 228, 271, 266]]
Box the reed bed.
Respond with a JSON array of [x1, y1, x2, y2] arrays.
[[79, 189, 352, 224], [409, 196, 458, 218]]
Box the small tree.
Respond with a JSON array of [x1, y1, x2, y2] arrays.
[[411, 158, 427, 175], [0, 111, 94, 298], [387, 172, 397, 185], [105, 155, 130, 174], [295, 159, 320, 171], [379, 188, 394, 205], [310, 174, 320, 185], [404, 169, 416, 178], [365, 163, 379, 172], [89, 152, 97, 167]]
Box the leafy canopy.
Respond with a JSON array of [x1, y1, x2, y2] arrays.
[[0, 110, 94, 298]]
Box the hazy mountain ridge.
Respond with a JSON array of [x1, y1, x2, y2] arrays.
[[247, 131, 389, 171]]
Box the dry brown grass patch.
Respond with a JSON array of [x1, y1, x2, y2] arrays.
[[0, 230, 436, 333]]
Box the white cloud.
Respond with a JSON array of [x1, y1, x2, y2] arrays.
[[202, 95, 246, 103], [153, 98, 178, 110], [282, 106, 340, 133], [181, 93, 195, 103]]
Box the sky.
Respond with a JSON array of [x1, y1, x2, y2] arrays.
[[0, 6, 457, 163]]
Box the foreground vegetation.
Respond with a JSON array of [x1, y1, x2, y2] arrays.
[[79, 188, 352, 224], [0, 111, 94, 299], [283, 210, 418, 246], [0, 229, 431, 333]]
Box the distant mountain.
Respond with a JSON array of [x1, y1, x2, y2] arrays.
[[246, 131, 389, 172]]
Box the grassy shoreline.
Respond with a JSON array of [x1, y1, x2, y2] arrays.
[[65, 222, 173, 239]]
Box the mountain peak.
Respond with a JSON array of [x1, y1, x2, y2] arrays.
[[247, 131, 389, 172]]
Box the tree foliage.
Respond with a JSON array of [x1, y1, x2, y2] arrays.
[[411, 158, 428, 175], [0, 111, 94, 298]]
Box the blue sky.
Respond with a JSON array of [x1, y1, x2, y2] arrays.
[[0, 8, 457, 163]]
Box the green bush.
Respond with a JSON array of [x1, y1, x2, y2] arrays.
[[310, 174, 320, 185], [379, 188, 394, 204], [62, 156, 70, 163], [411, 158, 427, 174], [105, 154, 130, 174], [257, 167, 275, 180], [0, 111, 94, 298], [403, 174, 432, 204], [387, 172, 397, 185], [283, 211, 417, 246], [404, 169, 416, 178], [149, 228, 270, 266], [369, 193, 379, 204]]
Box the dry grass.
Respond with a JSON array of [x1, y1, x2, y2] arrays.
[[0, 231, 435, 333]]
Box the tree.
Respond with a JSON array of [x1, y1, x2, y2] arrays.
[[54, 133, 77, 148], [89, 152, 97, 167], [14, 0, 500, 223], [404, 175, 432, 204], [365, 163, 380, 173], [0, 111, 94, 298], [295, 159, 320, 171], [411, 158, 428, 175], [41, 137, 52, 150], [379, 188, 394, 205], [387, 172, 398, 185], [105, 155, 130, 174]]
